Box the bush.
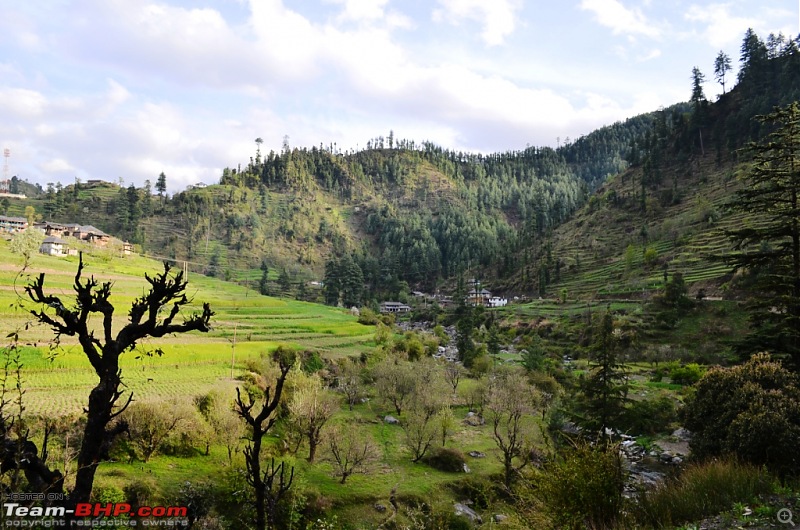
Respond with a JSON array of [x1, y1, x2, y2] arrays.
[[634, 459, 774, 527], [423, 447, 467, 473], [357, 308, 379, 325], [619, 396, 678, 435], [92, 485, 125, 504], [448, 476, 498, 510], [301, 350, 325, 374], [682, 353, 800, 477], [124, 480, 155, 508], [533, 443, 625, 530], [669, 363, 704, 385]]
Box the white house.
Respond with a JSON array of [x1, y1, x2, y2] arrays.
[[380, 301, 412, 314], [39, 236, 68, 256], [487, 296, 508, 308]]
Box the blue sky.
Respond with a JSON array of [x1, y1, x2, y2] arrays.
[[0, 0, 796, 192]]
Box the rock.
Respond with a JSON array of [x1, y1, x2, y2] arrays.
[[468, 451, 486, 458], [384, 415, 400, 425], [463, 414, 485, 426], [462, 463, 470, 473], [454, 503, 482, 524], [373, 504, 387, 513], [672, 427, 692, 442], [493, 514, 508, 523]]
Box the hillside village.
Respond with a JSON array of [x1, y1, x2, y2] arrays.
[[0, 214, 133, 256]]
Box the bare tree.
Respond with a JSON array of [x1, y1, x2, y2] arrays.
[[485, 369, 541, 488], [372, 358, 416, 415], [123, 401, 191, 462], [25, 254, 213, 503], [443, 363, 465, 395], [234, 347, 295, 530], [337, 357, 363, 411], [402, 360, 447, 462], [287, 373, 339, 463], [326, 424, 380, 484]]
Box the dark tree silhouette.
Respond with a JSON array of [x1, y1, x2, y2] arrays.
[[24, 254, 213, 503], [234, 346, 295, 530]]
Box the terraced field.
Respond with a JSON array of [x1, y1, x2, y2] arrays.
[[0, 239, 374, 416], [543, 158, 751, 299]]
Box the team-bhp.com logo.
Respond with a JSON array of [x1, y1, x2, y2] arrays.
[[4, 502, 188, 527]]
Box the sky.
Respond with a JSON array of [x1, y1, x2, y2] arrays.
[[0, 0, 797, 193]]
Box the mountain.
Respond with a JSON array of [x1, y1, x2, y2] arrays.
[[507, 30, 800, 300], [5, 30, 798, 306], [4, 116, 653, 303]]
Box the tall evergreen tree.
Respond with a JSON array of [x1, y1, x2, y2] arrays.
[[577, 311, 629, 444], [156, 172, 167, 198], [323, 258, 341, 306], [714, 51, 732, 93], [723, 102, 800, 365]]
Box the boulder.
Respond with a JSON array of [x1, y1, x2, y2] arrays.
[[468, 451, 486, 458], [454, 503, 482, 524], [384, 415, 400, 425]]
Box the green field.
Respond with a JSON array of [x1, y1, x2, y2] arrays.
[[0, 238, 374, 417]]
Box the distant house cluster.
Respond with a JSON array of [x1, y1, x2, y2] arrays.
[[0, 215, 28, 233], [379, 280, 510, 314], [466, 279, 508, 308], [380, 301, 412, 314], [30, 221, 133, 257]]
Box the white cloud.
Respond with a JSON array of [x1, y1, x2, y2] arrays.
[[40, 158, 76, 174], [684, 3, 762, 48], [432, 0, 522, 46], [580, 0, 662, 39], [0, 88, 48, 118]]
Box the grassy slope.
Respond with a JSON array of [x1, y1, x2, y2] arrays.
[[520, 151, 751, 300], [0, 238, 374, 417]]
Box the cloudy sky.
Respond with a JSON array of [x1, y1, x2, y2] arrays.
[[1, 0, 796, 193]]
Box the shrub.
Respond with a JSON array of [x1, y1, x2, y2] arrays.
[[634, 459, 774, 527], [682, 353, 800, 477], [92, 485, 125, 504], [423, 447, 467, 473], [357, 308, 379, 325], [620, 396, 678, 435], [533, 442, 625, 530], [301, 350, 325, 374], [123, 480, 155, 508], [448, 476, 498, 510], [669, 363, 704, 385]]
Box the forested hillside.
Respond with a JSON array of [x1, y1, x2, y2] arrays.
[[5, 107, 657, 303], [508, 29, 800, 299]]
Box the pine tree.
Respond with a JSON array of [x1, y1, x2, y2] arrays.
[[259, 261, 270, 296], [156, 172, 167, 198], [323, 258, 341, 306], [578, 311, 628, 444], [714, 51, 732, 93], [723, 102, 800, 365]]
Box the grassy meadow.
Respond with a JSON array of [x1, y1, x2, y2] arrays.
[[0, 237, 374, 417]]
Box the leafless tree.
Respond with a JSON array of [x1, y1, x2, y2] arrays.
[[443, 363, 466, 395], [336, 357, 363, 411], [24, 254, 213, 503], [326, 424, 380, 484], [234, 347, 295, 530], [485, 369, 541, 488], [287, 374, 339, 463]]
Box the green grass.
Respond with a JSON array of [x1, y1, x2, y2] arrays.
[[0, 241, 375, 416]]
